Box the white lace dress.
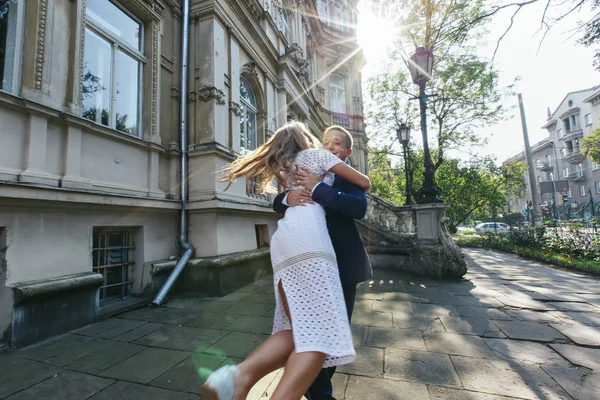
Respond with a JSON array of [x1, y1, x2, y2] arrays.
[[270, 148, 356, 368]]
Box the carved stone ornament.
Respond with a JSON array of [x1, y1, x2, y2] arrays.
[[316, 85, 325, 105], [242, 61, 259, 79], [286, 43, 311, 85], [196, 86, 226, 105], [230, 101, 244, 117], [34, 0, 48, 91]]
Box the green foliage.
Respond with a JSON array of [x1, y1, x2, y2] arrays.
[[582, 126, 600, 163], [368, 149, 526, 232]]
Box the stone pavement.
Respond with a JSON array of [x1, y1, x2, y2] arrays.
[[2, 248, 600, 400]]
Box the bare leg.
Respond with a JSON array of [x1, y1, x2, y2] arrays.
[[270, 350, 328, 400], [229, 281, 295, 399]]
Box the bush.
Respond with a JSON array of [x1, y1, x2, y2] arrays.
[[459, 229, 476, 235]]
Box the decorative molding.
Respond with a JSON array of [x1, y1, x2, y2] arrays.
[[242, 61, 259, 80], [77, 0, 87, 105], [230, 101, 244, 117], [315, 85, 325, 105], [194, 86, 226, 105], [171, 87, 181, 101], [286, 43, 310, 85], [34, 0, 49, 91]]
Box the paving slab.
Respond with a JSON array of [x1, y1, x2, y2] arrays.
[[331, 373, 349, 400], [439, 316, 500, 335], [241, 293, 276, 304], [366, 327, 426, 351], [134, 325, 229, 352], [221, 315, 273, 335], [561, 311, 600, 326], [344, 375, 428, 399], [412, 303, 461, 317], [204, 331, 270, 358], [337, 346, 384, 378], [546, 302, 600, 313], [144, 308, 201, 325], [17, 334, 95, 361], [542, 366, 600, 400], [117, 305, 169, 320], [504, 309, 563, 324], [0, 356, 62, 399], [455, 306, 511, 320], [372, 300, 414, 314], [62, 340, 146, 374], [88, 381, 198, 400], [182, 312, 239, 330], [392, 314, 445, 332], [99, 348, 189, 384], [94, 320, 148, 339], [549, 344, 600, 371], [384, 348, 461, 386], [72, 319, 129, 336], [4, 370, 114, 400], [223, 302, 274, 316], [493, 320, 566, 342], [550, 324, 600, 346], [423, 332, 496, 358], [150, 353, 230, 393], [112, 322, 164, 342], [483, 338, 570, 366], [352, 310, 393, 328], [427, 386, 521, 400], [451, 356, 572, 399], [351, 325, 369, 346], [453, 296, 505, 308]]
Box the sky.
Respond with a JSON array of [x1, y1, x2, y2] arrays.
[[356, 1, 600, 163]]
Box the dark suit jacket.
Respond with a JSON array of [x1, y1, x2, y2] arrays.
[[273, 175, 373, 287]]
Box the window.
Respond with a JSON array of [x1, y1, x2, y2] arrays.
[[580, 185, 586, 196], [0, 0, 23, 93], [537, 175, 542, 183], [82, 0, 143, 137], [562, 167, 569, 178], [329, 74, 346, 113], [558, 128, 563, 138], [577, 163, 584, 176], [240, 76, 257, 151], [547, 172, 553, 181], [546, 155, 551, 163], [585, 113, 593, 126], [596, 182, 600, 193], [564, 118, 571, 133], [592, 161, 599, 170], [255, 224, 269, 248], [92, 229, 135, 303], [561, 148, 567, 158], [567, 188, 572, 198], [574, 138, 581, 151], [280, 7, 290, 42]]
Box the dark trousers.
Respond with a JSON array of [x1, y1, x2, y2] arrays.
[[304, 283, 357, 400]]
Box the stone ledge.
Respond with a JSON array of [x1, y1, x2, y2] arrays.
[[12, 272, 103, 304], [152, 247, 271, 274]]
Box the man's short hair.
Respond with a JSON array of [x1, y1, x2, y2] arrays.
[[324, 125, 353, 149]]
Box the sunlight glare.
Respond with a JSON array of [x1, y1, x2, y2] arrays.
[[357, 2, 398, 69]]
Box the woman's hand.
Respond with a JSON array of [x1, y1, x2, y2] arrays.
[[293, 168, 324, 191]]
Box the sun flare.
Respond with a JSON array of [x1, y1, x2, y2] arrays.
[[357, 2, 399, 69]]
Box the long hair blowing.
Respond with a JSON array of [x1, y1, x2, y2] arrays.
[[219, 121, 321, 191]]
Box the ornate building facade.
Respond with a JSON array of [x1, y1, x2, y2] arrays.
[[0, 0, 367, 346]]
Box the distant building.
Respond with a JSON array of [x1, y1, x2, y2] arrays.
[[504, 86, 600, 218]]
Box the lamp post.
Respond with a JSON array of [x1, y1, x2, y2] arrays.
[[396, 122, 413, 206], [408, 47, 442, 203]]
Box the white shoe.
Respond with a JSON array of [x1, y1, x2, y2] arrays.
[[200, 365, 239, 400]]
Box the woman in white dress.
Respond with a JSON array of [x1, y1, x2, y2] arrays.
[[201, 121, 370, 400]]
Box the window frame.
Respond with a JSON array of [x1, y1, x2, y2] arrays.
[[0, 0, 26, 95], [580, 185, 586, 196], [280, 7, 290, 43], [585, 113, 593, 126], [329, 74, 346, 114], [240, 76, 258, 152], [83, 0, 146, 137]]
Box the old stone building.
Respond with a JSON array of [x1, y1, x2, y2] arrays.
[[505, 85, 600, 219], [0, 0, 368, 346]]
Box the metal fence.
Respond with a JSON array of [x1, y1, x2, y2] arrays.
[[92, 231, 135, 304]]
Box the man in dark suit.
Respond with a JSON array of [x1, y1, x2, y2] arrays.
[[273, 125, 372, 400]]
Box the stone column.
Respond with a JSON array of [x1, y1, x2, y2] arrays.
[[19, 114, 57, 186], [60, 124, 92, 189], [408, 203, 467, 279]]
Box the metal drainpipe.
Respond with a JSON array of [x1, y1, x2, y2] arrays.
[[152, 0, 194, 306]]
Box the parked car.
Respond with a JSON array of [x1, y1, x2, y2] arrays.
[[475, 222, 510, 234]]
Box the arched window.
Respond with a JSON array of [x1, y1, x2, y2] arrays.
[[240, 76, 257, 151], [329, 75, 345, 113]]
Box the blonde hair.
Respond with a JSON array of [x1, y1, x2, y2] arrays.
[[219, 121, 321, 191], [324, 125, 353, 149]]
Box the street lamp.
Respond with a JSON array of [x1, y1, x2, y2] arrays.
[[408, 47, 442, 203], [396, 122, 412, 206]]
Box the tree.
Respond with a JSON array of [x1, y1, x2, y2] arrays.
[[365, 0, 513, 175], [368, 149, 527, 232], [582, 126, 600, 163], [367, 147, 405, 205]]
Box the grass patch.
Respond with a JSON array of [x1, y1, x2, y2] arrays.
[[454, 234, 600, 275]]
